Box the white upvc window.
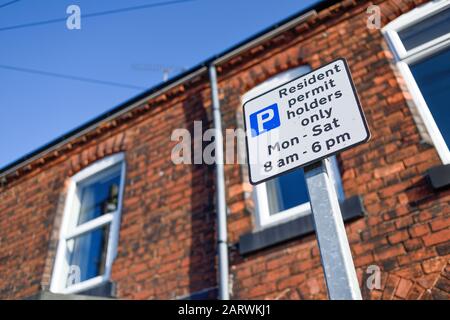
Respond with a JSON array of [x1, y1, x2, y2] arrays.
[[242, 66, 345, 229], [50, 153, 126, 294], [383, 0, 450, 164]]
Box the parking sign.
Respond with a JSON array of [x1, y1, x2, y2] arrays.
[[243, 58, 370, 185]]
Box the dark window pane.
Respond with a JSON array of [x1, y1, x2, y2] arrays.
[[65, 225, 109, 287], [77, 164, 121, 225], [399, 7, 450, 51], [410, 47, 450, 148], [266, 169, 309, 215]]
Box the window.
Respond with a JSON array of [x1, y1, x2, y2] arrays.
[[242, 66, 345, 228], [383, 0, 450, 164], [51, 153, 125, 294]]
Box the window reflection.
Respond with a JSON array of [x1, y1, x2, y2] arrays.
[[77, 164, 121, 225], [66, 225, 109, 286], [410, 47, 450, 148]]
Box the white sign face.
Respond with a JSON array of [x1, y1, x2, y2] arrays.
[[243, 58, 370, 185]]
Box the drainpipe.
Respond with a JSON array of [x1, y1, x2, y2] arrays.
[[208, 64, 230, 300]]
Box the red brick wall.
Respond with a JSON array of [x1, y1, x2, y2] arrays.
[[0, 0, 449, 300], [0, 166, 65, 298], [222, 0, 450, 300]]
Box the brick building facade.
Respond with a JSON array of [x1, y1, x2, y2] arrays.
[[0, 0, 449, 300]]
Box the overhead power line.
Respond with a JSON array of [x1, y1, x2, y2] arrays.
[[0, 64, 146, 90], [131, 63, 187, 81], [0, 0, 195, 32], [0, 0, 21, 10]]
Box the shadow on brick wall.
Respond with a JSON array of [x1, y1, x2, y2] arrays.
[[183, 95, 218, 298]]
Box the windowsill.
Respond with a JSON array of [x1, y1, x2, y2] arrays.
[[76, 280, 116, 298], [427, 163, 450, 190], [51, 280, 116, 298], [52, 274, 113, 296], [238, 195, 365, 255], [26, 290, 115, 300]]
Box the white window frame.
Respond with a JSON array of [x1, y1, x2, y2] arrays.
[[254, 181, 312, 228], [242, 66, 345, 229], [50, 153, 126, 294], [252, 156, 344, 229], [383, 0, 450, 164]]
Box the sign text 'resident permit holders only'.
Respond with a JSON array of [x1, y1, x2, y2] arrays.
[[243, 58, 370, 185]]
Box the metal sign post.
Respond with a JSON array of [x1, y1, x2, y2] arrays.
[[304, 159, 362, 300]]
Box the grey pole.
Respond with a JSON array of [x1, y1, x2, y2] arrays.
[[304, 158, 362, 300], [208, 64, 230, 300]]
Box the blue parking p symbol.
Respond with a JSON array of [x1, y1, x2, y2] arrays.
[[249, 103, 281, 137]]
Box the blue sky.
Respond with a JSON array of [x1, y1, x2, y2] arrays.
[[0, 0, 319, 168]]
